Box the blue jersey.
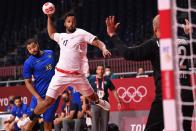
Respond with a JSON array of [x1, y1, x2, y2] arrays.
[[23, 50, 56, 97], [11, 104, 28, 118]]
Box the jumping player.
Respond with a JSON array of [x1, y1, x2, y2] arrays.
[[22, 11, 111, 130]]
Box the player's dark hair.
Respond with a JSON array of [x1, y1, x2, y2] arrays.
[[14, 96, 21, 101], [25, 38, 39, 47], [63, 11, 76, 20], [63, 90, 70, 96]]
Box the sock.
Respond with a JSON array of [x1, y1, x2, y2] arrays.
[[29, 111, 39, 121]]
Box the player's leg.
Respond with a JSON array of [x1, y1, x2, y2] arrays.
[[42, 96, 60, 131], [43, 122, 52, 131], [32, 73, 66, 116], [23, 74, 67, 130], [73, 75, 110, 110], [180, 75, 194, 131], [34, 96, 56, 114], [144, 100, 164, 131], [181, 89, 194, 131]]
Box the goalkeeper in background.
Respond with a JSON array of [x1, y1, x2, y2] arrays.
[[105, 15, 194, 131]]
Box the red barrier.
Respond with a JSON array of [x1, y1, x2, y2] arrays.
[[110, 77, 155, 111], [1, 77, 196, 131], [0, 77, 156, 112], [0, 86, 32, 111]]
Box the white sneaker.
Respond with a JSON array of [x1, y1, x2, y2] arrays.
[[96, 99, 110, 111], [17, 117, 30, 128]]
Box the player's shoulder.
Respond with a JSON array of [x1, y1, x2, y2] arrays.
[[76, 28, 88, 33], [24, 55, 34, 65]]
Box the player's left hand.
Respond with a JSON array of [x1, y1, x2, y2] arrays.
[[117, 102, 122, 110], [105, 16, 120, 37], [102, 48, 111, 58], [183, 19, 192, 35]]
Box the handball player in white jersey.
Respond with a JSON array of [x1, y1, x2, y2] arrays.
[[22, 11, 111, 130]]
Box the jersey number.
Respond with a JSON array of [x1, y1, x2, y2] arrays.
[[46, 64, 52, 71], [63, 40, 68, 46], [178, 45, 187, 79], [178, 46, 187, 69]]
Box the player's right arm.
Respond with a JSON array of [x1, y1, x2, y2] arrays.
[[24, 79, 42, 102], [47, 14, 57, 40], [106, 15, 156, 61], [23, 61, 42, 102]]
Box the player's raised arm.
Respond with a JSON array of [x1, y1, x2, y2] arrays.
[[42, 2, 57, 40], [183, 19, 192, 35], [92, 38, 111, 58], [47, 14, 56, 40]]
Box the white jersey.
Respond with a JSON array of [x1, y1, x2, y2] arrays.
[[53, 28, 96, 74]]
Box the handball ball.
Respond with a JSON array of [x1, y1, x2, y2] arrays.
[[42, 2, 55, 15]]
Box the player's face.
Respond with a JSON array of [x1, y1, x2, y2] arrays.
[[14, 99, 22, 107], [62, 93, 70, 102], [96, 66, 105, 76], [27, 42, 40, 56], [64, 16, 76, 33]]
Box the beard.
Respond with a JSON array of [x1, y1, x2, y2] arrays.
[[32, 50, 41, 57], [66, 27, 76, 33]]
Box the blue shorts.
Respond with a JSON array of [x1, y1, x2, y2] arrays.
[[27, 96, 60, 122]]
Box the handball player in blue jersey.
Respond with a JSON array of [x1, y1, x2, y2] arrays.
[[22, 38, 60, 131], [4, 96, 28, 131]]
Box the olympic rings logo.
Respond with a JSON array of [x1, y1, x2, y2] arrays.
[[117, 86, 147, 103]]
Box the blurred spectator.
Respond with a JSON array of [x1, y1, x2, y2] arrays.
[[104, 66, 118, 79], [89, 65, 121, 131], [79, 96, 92, 130], [67, 86, 82, 110], [54, 90, 83, 131], [4, 96, 28, 131], [136, 67, 148, 78], [5, 95, 15, 112]]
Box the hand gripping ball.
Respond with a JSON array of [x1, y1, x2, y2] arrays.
[[42, 2, 55, 15]]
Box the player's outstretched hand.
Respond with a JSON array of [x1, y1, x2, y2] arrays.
[[183, 19, 192, 35], [105, 16, 120, 37], [102, 48, 111, 58]]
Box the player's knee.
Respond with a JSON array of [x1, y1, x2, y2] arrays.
[[44, 97, 55, 107], [44, 122, 52, 130]]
